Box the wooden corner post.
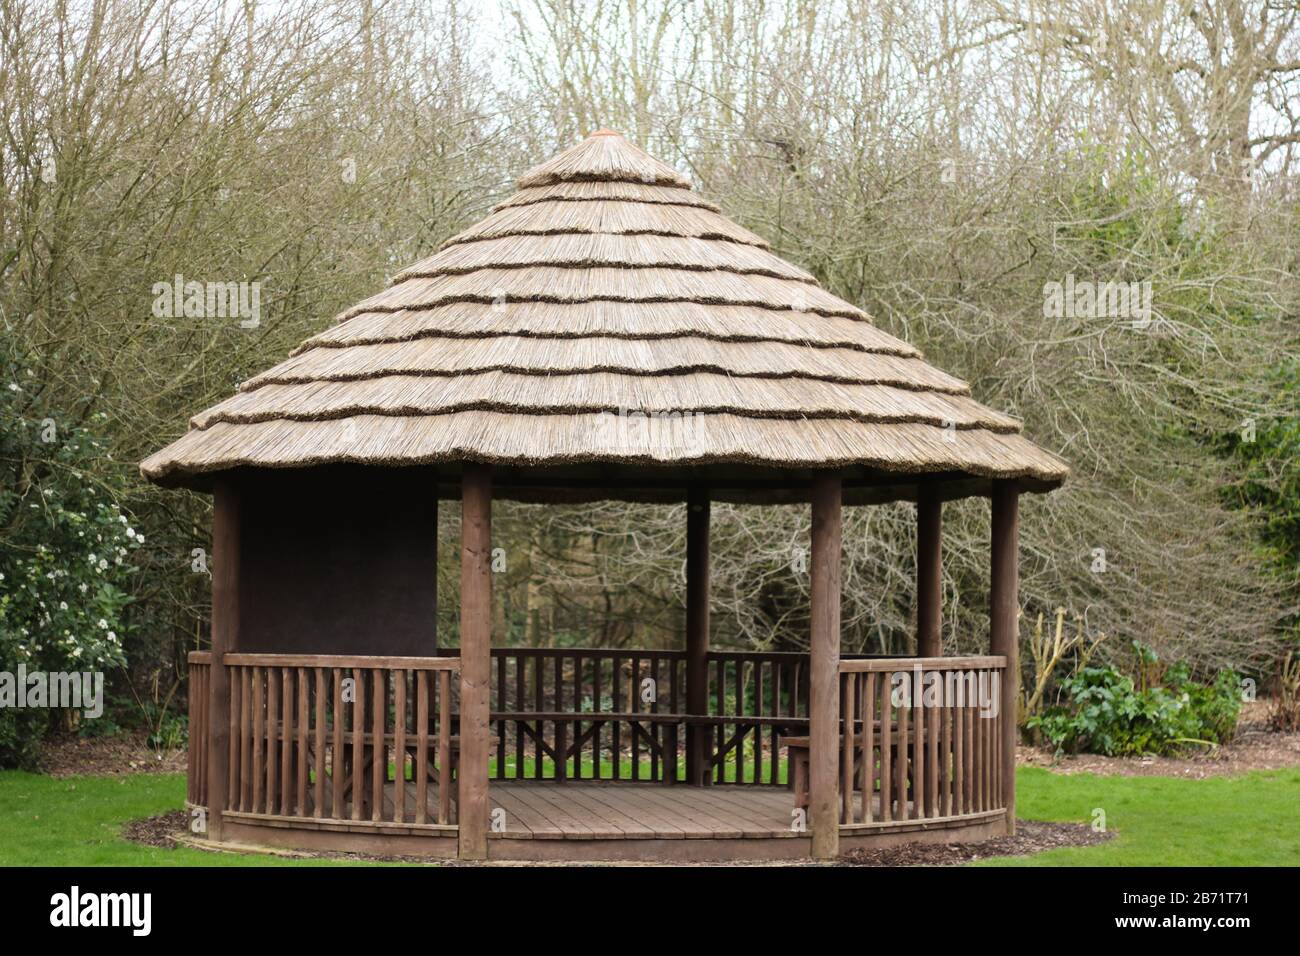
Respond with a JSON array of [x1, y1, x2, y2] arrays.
[[459, 464, 492, 860], [206, 478, 240, 842], [916, 487, 942, 657], [990, 479, 1020, 836], [809, 473, 842, 859], [685, 487, 710, 786]]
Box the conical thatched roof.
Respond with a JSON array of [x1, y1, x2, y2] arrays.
[[142, 130, 1067, 501]]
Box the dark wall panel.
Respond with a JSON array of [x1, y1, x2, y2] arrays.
[[235, 466, 438, 655]]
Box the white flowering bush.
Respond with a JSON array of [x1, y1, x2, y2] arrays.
[[1, 376, 140, 767]]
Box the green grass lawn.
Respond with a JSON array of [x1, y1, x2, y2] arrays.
[[1, 765, 1296, 866], [979, 766, 1300, 866], [0, 771, 359, 866]]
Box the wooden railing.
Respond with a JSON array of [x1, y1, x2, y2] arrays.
[[189, 650, 1003, 821], [188, 651, 460, 829], [701, 651, 809, 785], [186, 651, 211, 807], [836, 656, 1006, 826], [474, 648, 811, 785]]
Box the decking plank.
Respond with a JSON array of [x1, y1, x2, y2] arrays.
[[489, 784, 564, 838], [684, 786, 794, 837], [515, 784, 616, 838], [577, 785, 688, 839], [358, 780, 916, 843], [632, 786, 744, 839], [553, 786, 652, 838]]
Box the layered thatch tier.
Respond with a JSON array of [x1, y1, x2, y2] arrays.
[[142, 130, 1067, 493]]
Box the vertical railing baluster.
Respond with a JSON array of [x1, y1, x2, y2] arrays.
[[416, 670, 429, 824], [841, 672, 855, 824], [438, 669, 452, 824], [862, 673, 875, 823], [265, 667, 278, 815], [371, 669, 384, 822], [394, 669, 407, 823], [351, 667, 364, 821], [331, 668, 344, 819], [296, 666, 308, 816], [313, 668, 326, 818]]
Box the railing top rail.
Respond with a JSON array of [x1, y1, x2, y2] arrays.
[[839, 655, 1006, 673], [192, 649, 1003, 671], [222, 652, 460, 671]]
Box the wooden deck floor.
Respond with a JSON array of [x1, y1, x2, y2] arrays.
[[366, 780, 893, 839], [489, 782, 818, 840], [225, 781, 1000, 861]]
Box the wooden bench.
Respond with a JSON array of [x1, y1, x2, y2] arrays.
[[785, 725, 908, 810]]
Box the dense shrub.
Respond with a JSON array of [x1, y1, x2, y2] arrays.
[[1029, 650, 1242, 757], [0, 374, 140, 768]]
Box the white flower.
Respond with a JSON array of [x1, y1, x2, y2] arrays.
[[107, 631, 118, 642], [98, 618, 109, 629], [59, 601, 68, 611], [7, 383, 18, 391]]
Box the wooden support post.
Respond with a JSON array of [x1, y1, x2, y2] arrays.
[[685, 487, 710, 786], [458, 464, 492, 860], [916, 489, 942, 657], [809, 473, 842, 860], [205, 478, 240, 842], [990, 479, 1019, 836]]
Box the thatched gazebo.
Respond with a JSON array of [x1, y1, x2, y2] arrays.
[[145, 130, 1066, 862]]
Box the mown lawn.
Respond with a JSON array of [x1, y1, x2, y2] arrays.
[[0, 771, 361, 866], [1, 765, 1296, 866], [979, 766, 1300, 866]]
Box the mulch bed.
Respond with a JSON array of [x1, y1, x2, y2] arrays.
[[1018, 700, 1300, 779], [122, 809, 189, 849], [840, 819, 1111, 866], [40, 731, 187, 778], [124, 810, 1107, 867]]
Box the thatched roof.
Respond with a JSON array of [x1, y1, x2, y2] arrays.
[[142, 130, 1067, 499]]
